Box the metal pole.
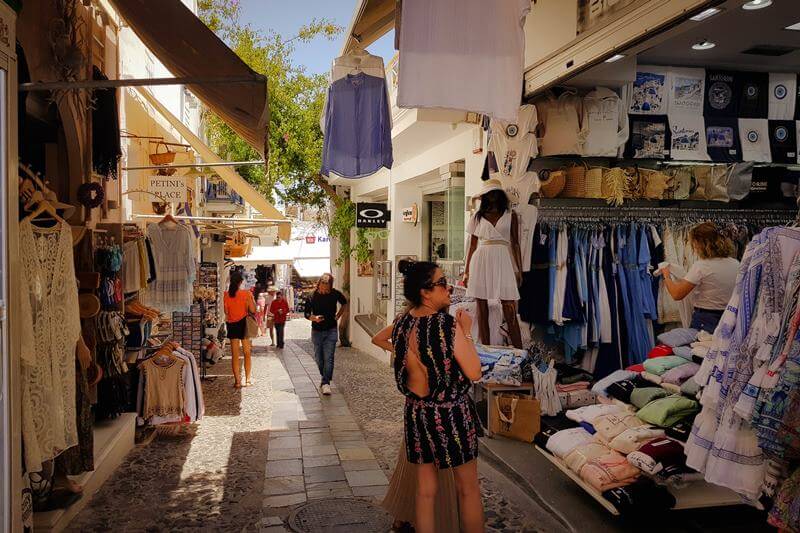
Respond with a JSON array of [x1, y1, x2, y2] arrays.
[[19, 75, 266, 92], [131, 214, 289, 224], [123, 160, 265, 171]]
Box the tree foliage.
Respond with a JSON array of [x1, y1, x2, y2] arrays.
[[198, 0, 341, 209]]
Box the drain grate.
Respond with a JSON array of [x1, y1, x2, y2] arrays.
[[287, 498, 392, 533]]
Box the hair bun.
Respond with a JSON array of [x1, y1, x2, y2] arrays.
[[398, 259, 415, 275]]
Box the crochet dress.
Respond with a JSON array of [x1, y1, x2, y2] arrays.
[[392, 311, 481, 468]]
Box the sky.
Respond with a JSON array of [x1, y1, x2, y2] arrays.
[[238, 0, 396, 75]]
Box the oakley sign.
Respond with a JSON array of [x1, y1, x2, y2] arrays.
[[356, 202, 390, 228]]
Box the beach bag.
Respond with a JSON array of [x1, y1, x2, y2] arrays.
[[491, 394, 541, 443], [539, 169, 566, 198], [245, 313, 259, 338], [585, 167, 604, 199], [563, 162, 588, 198], [602, 167, 628, 207]]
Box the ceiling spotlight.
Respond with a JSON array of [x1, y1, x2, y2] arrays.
[[690, 8, 721, 21], [692, 40, 716, 51], [605, 54, 625, 63], [742, 0, 772, 10]]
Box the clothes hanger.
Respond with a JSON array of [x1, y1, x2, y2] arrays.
[[22, 197, 66, 226]]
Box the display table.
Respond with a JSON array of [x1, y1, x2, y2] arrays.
[[533, 444, 747, 515], [472, 381, 535, 437]]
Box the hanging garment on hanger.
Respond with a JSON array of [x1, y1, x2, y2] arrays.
[[667, 67, 705, 115], [768, 120, 798, 164], [668, 113, 710, 161], [397, 0, 530, 121], [625, 115, 670, 159], [538, 90, 587, 156], [581, 87, 629, 157], [768, 72, 797, 120], [705, 117, 742, 162], [738, 71, 769, 119], [738, 118, 772, 163], [19, 219, 82, 473], [319, 49, 390, 132], [489, 104, 539, 206], [629, 67, 670, 115], [146, 222, 196, 314], [321, 73, 393, 179], [704, 70, 739, 118]]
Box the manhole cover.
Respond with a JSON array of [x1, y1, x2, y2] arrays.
[[287, 498, 392, 532]]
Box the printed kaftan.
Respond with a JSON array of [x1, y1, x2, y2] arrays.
[[19, 220, 82, 473]]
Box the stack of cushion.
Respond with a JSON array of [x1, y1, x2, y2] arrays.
[[656, 328, 698, 348], [593, 412, 645, 444], [643, 356, 689, 376], [603, 478, 677, 514], [630, 387, 668, 409], [564, 442, 612, 473], [608, 427, 665, 455], [545, 427, 595, 458]]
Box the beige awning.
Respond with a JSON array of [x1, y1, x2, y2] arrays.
[[341, 0, 396, 54], [109, 0, 269, 157], [136, 86, 291, 243]]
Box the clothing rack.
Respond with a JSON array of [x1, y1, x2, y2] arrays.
[[537, 205, 797, 224]]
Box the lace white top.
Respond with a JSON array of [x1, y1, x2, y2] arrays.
[[20, 220, 82, 473]]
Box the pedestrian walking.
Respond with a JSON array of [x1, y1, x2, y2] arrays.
[[372, 260, 484, 533], [265, 286, 277, 345], [304, 273, 347, 395], [256, 292, 267, 335], [223, 270, 256, 388], [269, 289, 290, 349]]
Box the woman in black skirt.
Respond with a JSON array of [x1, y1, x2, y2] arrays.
[[224, 270, 256, 388], [375, 260, 484, 533]]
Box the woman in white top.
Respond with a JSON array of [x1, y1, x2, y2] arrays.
[[662, 222, 740, 333], [463, 180, 524, 348]]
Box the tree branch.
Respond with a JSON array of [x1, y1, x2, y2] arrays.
[[312, 173, 342, 207]]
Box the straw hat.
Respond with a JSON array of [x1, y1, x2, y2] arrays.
[[79, 293, 101, 318], [472, 179, 506, 201]]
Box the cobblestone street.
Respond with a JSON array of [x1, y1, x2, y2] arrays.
[[67, 319, 548, 532]]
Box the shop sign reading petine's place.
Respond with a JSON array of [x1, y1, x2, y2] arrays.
[[147, 175, 187, 203]]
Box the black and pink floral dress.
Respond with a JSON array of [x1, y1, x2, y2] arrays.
[[392, 311, 481, 468]]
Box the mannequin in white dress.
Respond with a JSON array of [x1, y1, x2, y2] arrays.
[[462, 181, 524, 348]]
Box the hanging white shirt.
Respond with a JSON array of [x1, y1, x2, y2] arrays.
[[581, 87, 628, 157], [489, 104, 538, 178], [397, 0, 531, 121], [668, 113, 710, 161], [768, 73, 797, 120], [738, 118, 772, 163]]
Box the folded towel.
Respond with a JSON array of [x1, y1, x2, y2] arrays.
[[672, 346, 693, 360], [565, 442, 611, 474], [591, 370, 638, 396], [627, 438, 685, 475], [609, 427, 666, 455], [566, 403, 626, 424], [557, 381, 591, 393], [546, 428, 594, 458], [593, 412, 645, 443], [580, 452, 640, 491], [636, 395, 699, 428]]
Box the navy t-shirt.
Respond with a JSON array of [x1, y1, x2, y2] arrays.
[[305, 289, 347, 331]]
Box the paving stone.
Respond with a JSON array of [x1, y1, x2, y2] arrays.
[[299, 427, 329, 435], [260, 526, 290, 533], [269, 436, 301, 449], [269, 429, 300, 438], [345, 469, 389, 487], [302, 444, 337, 457], [351, 485, 389, 498], [304, 465, 346, 484], [262, 493, 307, 508], [341, 459, 382, 472], [267, 447, 302, 460], [301, 433, 333, 446], [266, 459, 303, 478], [338, 447, 375, 461], [334, 440, 369, 450], [331, 431, 365, 442], [263, 476, 304, 496], [305, 480, 350, 491], [261, 516, 285, 527], [302, 455, 340, 468], [307, 487, 353, 500], [298, 420, 329, 429]]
